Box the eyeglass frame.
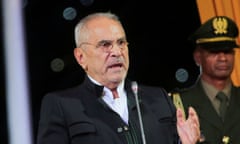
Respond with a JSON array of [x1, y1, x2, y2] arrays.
[[79, 38, 129, 53]]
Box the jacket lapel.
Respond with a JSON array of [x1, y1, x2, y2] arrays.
[[224, 87, 240, 131], [192, 82, 223, 129]]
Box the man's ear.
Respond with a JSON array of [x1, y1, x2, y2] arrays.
[[193, 49, 201, 66], [74, 48, 87, 70]]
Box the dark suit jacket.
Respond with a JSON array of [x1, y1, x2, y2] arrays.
[[180, 80, 240, 144], [37, 76, 180, 144]]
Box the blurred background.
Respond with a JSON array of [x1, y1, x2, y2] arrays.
[[0, 0, 201, 143]]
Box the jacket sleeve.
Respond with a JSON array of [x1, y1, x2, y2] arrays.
[[37, 93, 69, 144]]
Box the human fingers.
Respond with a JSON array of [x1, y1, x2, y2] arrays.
[[176, 107, 185, 124], [188, 106, 200, 127], [188, 106, 201, 142]]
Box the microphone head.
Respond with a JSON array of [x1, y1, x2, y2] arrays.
[[131, 81, 138, 95]]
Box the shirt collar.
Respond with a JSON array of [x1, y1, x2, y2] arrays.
[[200, 79, 231, 100]]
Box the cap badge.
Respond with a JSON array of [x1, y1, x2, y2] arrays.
[[212, 17, 228, 35]]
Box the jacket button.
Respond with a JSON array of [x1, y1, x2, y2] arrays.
[[117, 127, 123, 133]]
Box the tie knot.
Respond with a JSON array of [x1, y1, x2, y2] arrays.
[[216, 92, 228, 102], [111, 89, 119, 99]]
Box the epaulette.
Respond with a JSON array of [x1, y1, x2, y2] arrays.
[[168, 92, 186, 120]]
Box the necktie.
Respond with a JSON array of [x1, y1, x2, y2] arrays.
[[216, 91, 228, 121], [111, 89, 119, 99]]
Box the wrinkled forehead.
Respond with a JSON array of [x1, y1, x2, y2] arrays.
[[85, 17, 126, 40]]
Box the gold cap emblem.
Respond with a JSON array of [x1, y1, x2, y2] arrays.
[[213, 17, 228, 35]]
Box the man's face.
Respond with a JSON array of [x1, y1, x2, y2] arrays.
[[75, 17, 129, 88], [194, 48, 235, 80]]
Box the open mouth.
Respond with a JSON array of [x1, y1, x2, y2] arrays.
[[109, 63, 123, 69]]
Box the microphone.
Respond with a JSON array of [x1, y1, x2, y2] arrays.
[[131, 81, 146, 144]]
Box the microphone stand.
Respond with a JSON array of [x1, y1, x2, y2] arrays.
[[131, 81, 146, 144]]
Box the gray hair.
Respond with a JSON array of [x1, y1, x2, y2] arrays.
[[74, 12, 122, 48]]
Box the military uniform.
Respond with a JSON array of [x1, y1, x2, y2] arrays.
[[178, 16, 240, 144]]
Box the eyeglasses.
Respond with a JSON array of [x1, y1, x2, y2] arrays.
[[79, 39, 129, 53]]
